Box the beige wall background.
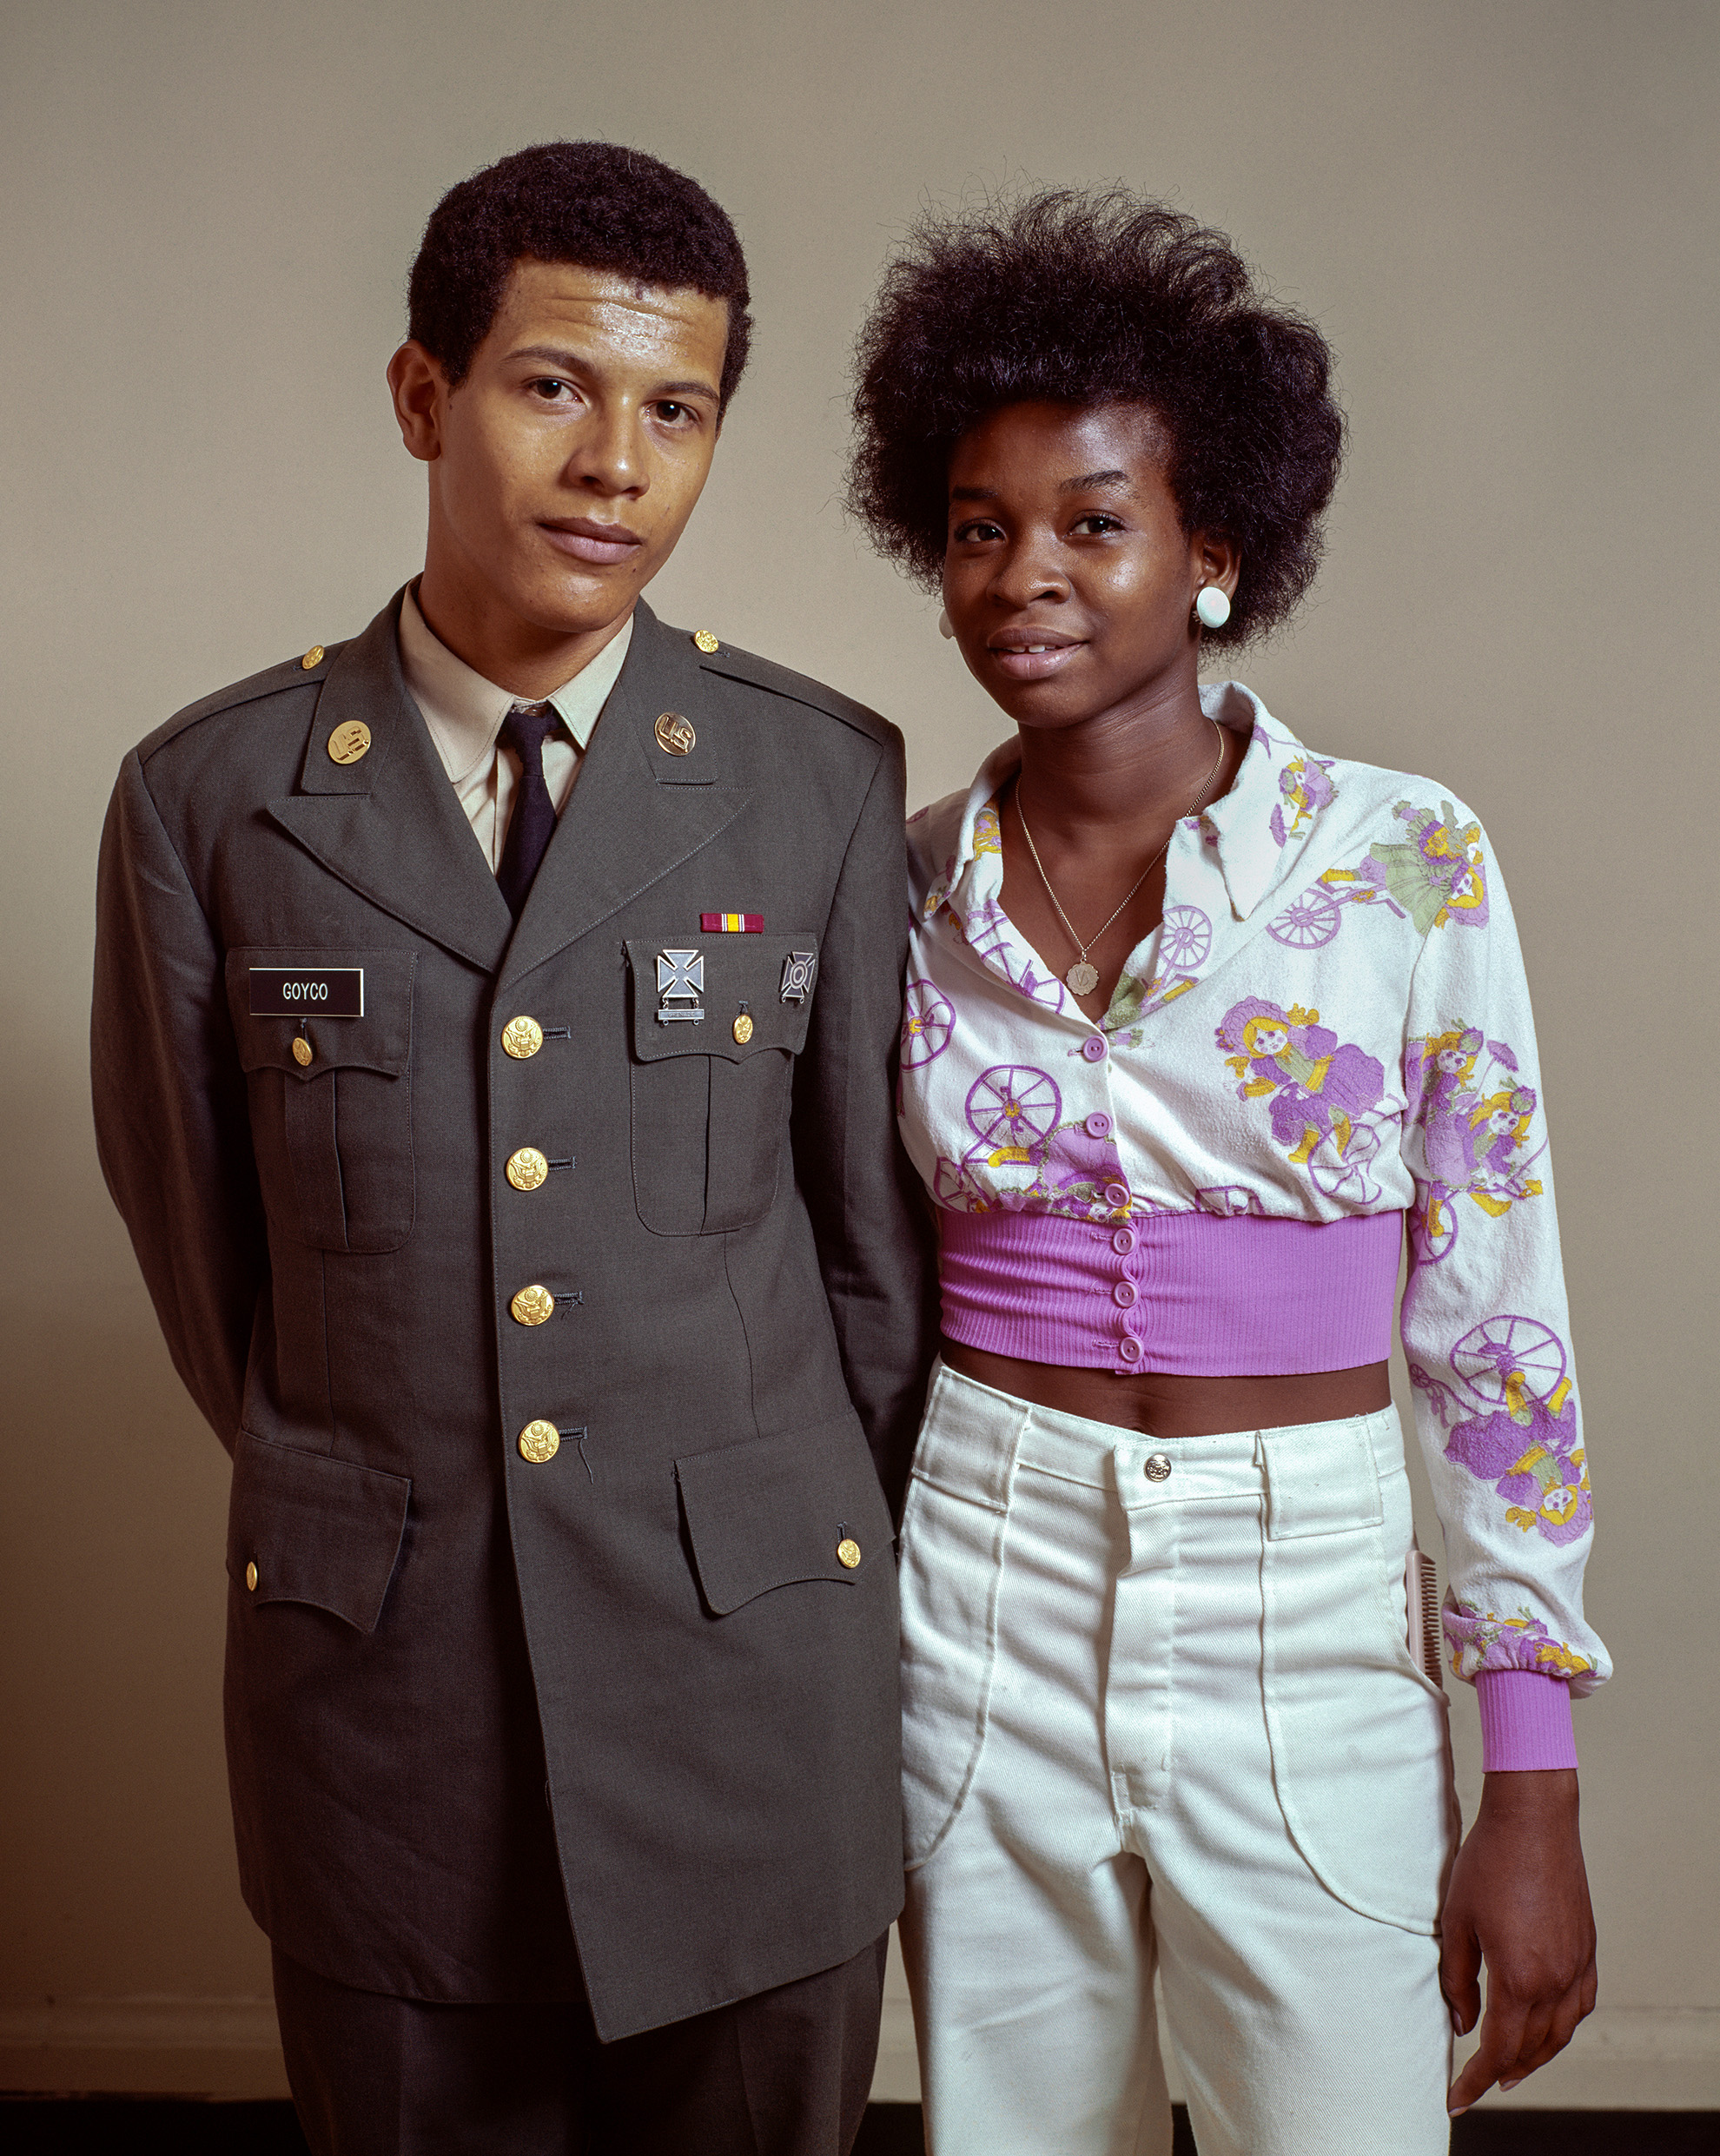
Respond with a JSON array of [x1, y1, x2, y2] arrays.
[[3, 0, 1716, 2111]]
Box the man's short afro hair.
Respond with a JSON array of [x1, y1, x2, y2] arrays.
[[408, 141, 752, 410], [848, 188, 1344, 647]]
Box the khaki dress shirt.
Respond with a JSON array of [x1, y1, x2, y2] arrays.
[[398, 583, 634, 872]]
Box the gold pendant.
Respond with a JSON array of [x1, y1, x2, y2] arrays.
[[1066, 961, 1099, 995]]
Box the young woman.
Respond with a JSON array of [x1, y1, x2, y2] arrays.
[[849, 192, 1607, 2156]]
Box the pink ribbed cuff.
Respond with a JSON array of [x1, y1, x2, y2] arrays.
[[1475, 1669, 1578, 1772]]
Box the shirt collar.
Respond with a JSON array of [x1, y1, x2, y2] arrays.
[[934, 681, 1328, 925], [397, 582, 634, 786]]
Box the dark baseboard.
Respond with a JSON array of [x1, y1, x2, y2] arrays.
[[857, 2102, 1720, 2154], [0, 2097, 1714, 2153]]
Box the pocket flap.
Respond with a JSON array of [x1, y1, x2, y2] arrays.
[[225, 947, 416, 1080], [677, 1416, 893, 1616], [627, 937, 817, 1065], [227, 1432, 411, 1632]]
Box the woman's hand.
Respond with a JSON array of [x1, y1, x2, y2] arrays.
[[1440, 1768, 1598, 2114]]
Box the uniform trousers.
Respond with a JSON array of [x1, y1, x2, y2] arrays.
[[272, 1933, 888, 2156], [897, 1362, 1461, 2156]]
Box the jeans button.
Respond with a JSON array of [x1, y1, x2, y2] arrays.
[[1144, 1452, 1173, 1483]]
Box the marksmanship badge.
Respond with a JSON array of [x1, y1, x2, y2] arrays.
[[779, 950, 816, 1004], [656, 948, 705, 1023]]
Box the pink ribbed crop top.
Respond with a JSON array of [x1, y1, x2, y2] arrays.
[[938, 1207, 1404, 1376]]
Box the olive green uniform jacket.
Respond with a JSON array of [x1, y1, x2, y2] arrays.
[[91, 592, 936, 2039]]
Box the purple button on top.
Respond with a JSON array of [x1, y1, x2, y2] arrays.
[[1081, 1035, 1108, 1063], [1113, 1280, 1138, 1308], [1118, 1336, 1142, 1364], [1104, 1181, 1130, 1209], [1084, 1111, 1114, 1139], [1112, 1227, 1136, 1255]]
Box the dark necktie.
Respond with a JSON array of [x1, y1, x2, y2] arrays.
[[495, 703, 559, 920]]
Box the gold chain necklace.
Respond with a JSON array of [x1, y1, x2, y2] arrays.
[[1015, 718, 1227, 998]]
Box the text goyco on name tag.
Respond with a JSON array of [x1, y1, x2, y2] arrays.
[[250, 968, 365, 1017]]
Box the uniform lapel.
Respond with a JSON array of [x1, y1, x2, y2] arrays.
[[268, 592, 514, 973], [496, 603, 751, 994]]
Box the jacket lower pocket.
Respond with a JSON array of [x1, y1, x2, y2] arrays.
[[226, 1432, 411, 1633], [677, 1414, 892, 1615]]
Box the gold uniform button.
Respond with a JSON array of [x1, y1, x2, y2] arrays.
[[732, 1013, 754, 1045], [301, 645, 325, 670], [506, 1147, 550, 1192], [512, 1284, 556, 1327], [518, 1420, 560, 1464], [501, 1015, 544, 1060], [292, 1036, 314, 1067], [692, 630, 720, 654], [327, 719, 371, 765], [245, 1560, 259, 1591], [654, 711, 696, 756], [837, 1538, 863, 1571]]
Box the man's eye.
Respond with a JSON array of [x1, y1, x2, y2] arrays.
[[1073, 514, 1123, 535], [530, 378, 573, 400], [952, 520, 1003, 544]]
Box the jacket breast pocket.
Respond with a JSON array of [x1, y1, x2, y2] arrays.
[[626, 936, 816, 1236], [226, 948, 417, 1253], [227, 1430, 411, 1633]]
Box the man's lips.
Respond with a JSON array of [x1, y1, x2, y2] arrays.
[[539, 518, 645, 566], [985, 628, 1084, 681]]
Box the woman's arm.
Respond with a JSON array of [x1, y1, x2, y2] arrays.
[[1391, 797, 1609, 2102], [1441, 1769, 1598, 2114]]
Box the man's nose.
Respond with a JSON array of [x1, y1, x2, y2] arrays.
[[568, 404, 648, 497]]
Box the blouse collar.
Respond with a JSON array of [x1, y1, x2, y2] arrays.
[[929, 682, 1331, 927]]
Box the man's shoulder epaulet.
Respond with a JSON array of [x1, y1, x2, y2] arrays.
[[136, 640, 341, 763], [685, 628, 893, 747]]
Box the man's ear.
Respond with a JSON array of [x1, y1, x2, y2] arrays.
[[387, 341, 448, 464]]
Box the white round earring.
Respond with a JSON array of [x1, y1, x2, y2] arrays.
[[1194, 585, 1232, 630], [938, 609, 956, 640]]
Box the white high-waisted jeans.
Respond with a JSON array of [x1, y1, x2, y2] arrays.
[[898, 1362, 1461, 2156]]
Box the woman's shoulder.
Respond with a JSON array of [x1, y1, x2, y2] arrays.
[[904, 790, 971, 923]]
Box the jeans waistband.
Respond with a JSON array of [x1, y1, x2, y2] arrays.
[[919, 1359, 1405, 1520]]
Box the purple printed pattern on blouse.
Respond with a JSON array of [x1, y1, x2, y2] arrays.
[[900, 980, 955, 1068], [1215, 997, 1391, 1200], [1269, 751, 1338, 847], [935, 1062, 1137, 1222], [1444, 1601, 1595, 1683], [1355, 799, 1490, 936], [1411, 1313, 1591, 1547]]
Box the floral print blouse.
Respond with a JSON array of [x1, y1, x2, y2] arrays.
[[900, 682, 1609, 1702]]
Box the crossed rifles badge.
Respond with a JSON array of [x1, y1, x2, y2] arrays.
[[656, 948, 705, 1024]]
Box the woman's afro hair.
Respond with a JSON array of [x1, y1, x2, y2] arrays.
[[848, 188, 1344, 646], [408, 141, 751, 410]]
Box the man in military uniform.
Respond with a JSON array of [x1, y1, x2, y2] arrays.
[[91, 142, 935, 2155]]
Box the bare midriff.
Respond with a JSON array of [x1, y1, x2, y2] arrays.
[[941, 1339, 1393, 1438]]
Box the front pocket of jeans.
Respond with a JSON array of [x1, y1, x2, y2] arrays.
[[897, 1466, 1007, 1870], [1260, 1461, 1459, 1933]]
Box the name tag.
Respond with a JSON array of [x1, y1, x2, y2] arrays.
[[249, 967, 364, 1017]]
